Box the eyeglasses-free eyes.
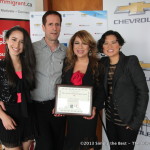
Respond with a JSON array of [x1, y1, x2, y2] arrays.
[[103, 40, 118, 46]]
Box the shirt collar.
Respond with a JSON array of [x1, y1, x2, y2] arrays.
[[41, 37, 63, 52], [41, 37, 48, 49]]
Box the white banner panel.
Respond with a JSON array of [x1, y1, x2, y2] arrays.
[[30, 11, 108, 45], [0, 0, 35, 60], [103, 1, 150, 150], [0, 0, 35, 20]]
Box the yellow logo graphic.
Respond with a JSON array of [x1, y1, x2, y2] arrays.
[[81, 14, 87, 17], [139, 62, 150, 70], [65, 23, 72, 25], [96, 22, 103, 25], [115, 2, 150, 15], [143, 119, 150, 125], [142, 116, 150, 127], [34, 24, 41, 27]]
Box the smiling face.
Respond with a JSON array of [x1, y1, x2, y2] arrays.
[[103, 35, 121, 59], [73, 36, 90, 59], [42, 14, 61, 42], [6, 30, 24, 57]]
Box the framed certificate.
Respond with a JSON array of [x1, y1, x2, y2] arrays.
[[55, 85, 93, 116]]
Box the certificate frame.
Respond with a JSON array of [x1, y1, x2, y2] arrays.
[[54, 84, 93, 116]]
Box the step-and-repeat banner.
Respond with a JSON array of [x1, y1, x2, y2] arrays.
[[1, 1, 149, 149], [30, 11, 108, 45], [102, 0, 150, 150], [0, 0, 35, 60]]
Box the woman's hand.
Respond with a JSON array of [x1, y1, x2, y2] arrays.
[[0, 101, 16, 130], [52, 108, 64, 117], [83, 107, 96, 120], [0, 101, 6, 111], [0, 111, 17, 130], [126, 126, 133, 130]]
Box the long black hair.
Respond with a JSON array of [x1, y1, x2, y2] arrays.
[[64, 30, 102, 84], [5, 26, 36, 90]]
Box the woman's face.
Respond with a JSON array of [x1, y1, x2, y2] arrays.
[[6, 30, 24, 57], [73, 36, 90, 59], [103, 35, 121, 58]]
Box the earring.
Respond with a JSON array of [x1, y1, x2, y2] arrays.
[[6, 45, 9, 52], [88, 50, 92, 56]]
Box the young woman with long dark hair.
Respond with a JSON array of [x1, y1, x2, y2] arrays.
[[0, 26, 37, 150]]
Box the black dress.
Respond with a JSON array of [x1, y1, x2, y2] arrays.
[[0, 60, 37, 148], [62, 63, 105, 150]]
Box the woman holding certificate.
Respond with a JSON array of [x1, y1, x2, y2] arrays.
[[62, 30, 105, 150]]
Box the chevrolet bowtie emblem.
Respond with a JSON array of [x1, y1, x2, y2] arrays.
[[140, 62, 150, 71], [115, 2, 150, 15]]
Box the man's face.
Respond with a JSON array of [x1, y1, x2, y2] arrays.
[[42, 14, 61, 42]]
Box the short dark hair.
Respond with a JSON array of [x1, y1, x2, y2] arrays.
[[97, 30, 125, 53], [42, 11, 62, 26]]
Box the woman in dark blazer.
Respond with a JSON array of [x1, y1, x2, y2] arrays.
[[62, 30, 105, 150], [97, 30, 149, 150]]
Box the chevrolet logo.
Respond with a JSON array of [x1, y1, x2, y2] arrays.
[[139, 62, 150, 71], [115, 2, 150, 15], [142, 117, 150, 126], [143, 119, 150, 124], [140, 62, 150, 68], [34, 24, 41, 27], [65, 23, 72, 26], [81, 14, 87, 17]]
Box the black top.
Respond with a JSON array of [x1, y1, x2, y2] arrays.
[[106, 64, 126, 126], [62, 60, 106, 110], [0, 59, 32, 117]]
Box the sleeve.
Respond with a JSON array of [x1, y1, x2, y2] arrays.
[[0, 62, 5, 101], [0, 75, 2, 101], [127, 56, 149, 130], [61, 58, 67, 84], [93, 63, 106, 110]]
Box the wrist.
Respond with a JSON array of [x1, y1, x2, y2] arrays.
[[93, 107, 96, 110], [0, 109, 6, 120]]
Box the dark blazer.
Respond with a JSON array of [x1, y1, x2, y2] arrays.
[[62, 61, 106, 110], [101, 52, 149, 130]]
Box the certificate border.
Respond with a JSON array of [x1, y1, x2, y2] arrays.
[[55, 84, 93, 116]]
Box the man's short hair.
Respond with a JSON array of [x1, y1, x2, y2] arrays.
[[42, 11, 62, 26]]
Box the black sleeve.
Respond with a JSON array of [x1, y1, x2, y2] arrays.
[[127, 56, 149, 130], [93, 62, 106, 110], [0, 61, 7, 101], [0, 69, 3, 101], [61, 58, 67, 84]]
